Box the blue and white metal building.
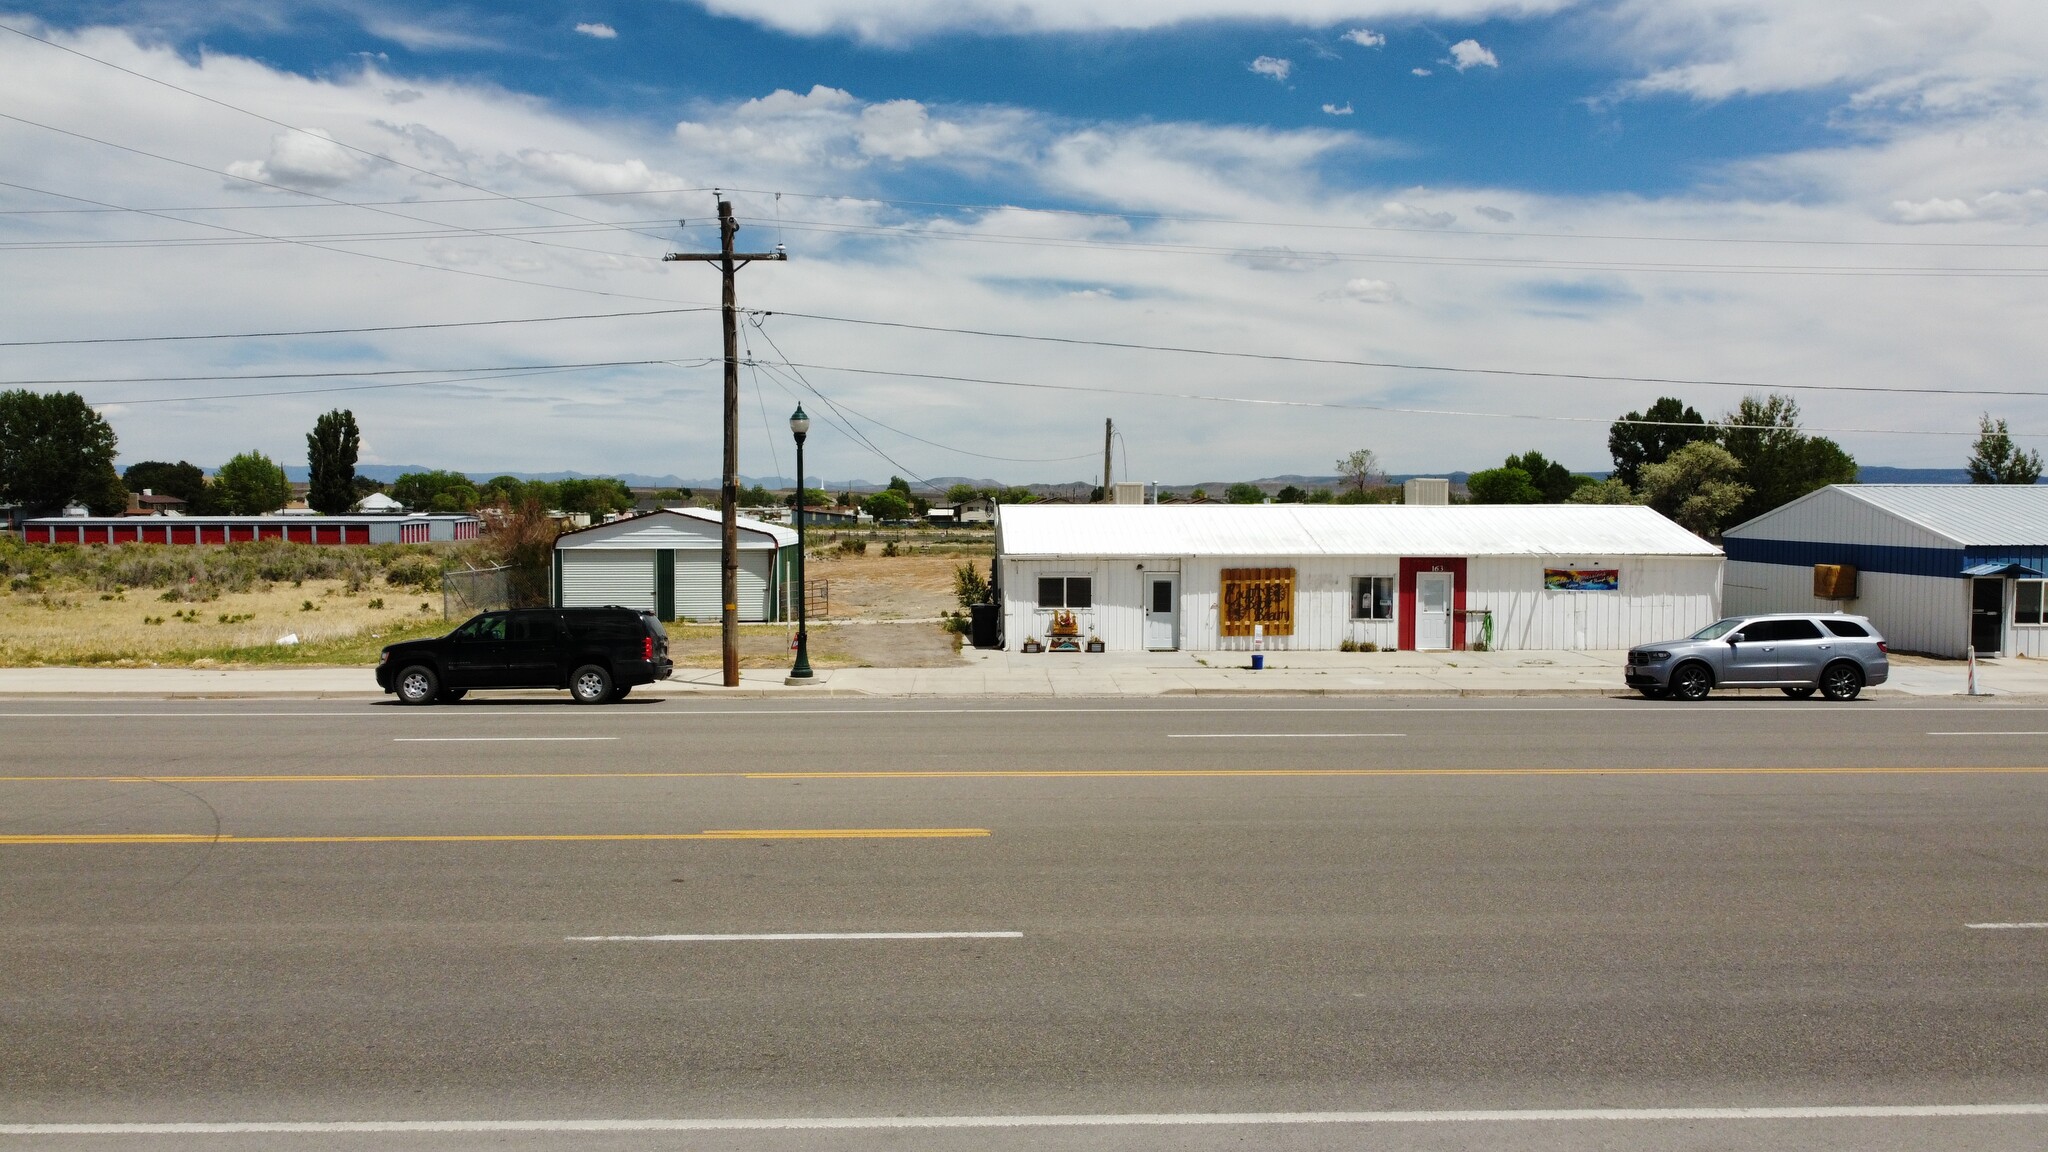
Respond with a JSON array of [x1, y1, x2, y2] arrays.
[[1723, 484, 2048, 658]]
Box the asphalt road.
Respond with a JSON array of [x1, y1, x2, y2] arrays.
[[4, 695, 2048, 1150]]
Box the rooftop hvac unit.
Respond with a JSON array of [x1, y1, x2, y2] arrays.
[[1813, 563, 1858, 599], [1403, 478, 1450, 506]]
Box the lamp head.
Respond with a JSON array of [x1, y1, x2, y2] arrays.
[[788, 404, 810, 440]]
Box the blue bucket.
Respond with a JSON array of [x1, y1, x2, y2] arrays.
[[1251, 653, 1264, 671]]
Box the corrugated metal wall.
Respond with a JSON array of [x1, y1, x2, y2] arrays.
[[1000, 554, 1720, 652], [558, 550, 657, 613], [673, 551, 777, 622], [1726, 561, 1969, 656]]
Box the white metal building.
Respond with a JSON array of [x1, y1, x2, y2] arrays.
[[553, 507, 798, 622], [1723, 484, 2048, 658], [994, 504, 1722, 652]]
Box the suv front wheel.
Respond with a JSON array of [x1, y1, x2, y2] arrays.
[[395, 665, 439, 706], [1669, 663, 1713, 701], [569, 664, 613, 705]]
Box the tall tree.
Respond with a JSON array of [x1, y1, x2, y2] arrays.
[[1608, 397, 1713, 490], [1639, 441, 1751, 539], [0, 390, 125, 515], [1500, 450, 1587, 502], [1335, 448, 1381, 495], [391, 470, 480, 512], [122, 460, 208, 506], [1465, 466, 1543, 504], [212, 451, 292, 514], [1718, 393, 1857, 524], [1966, 413, 2044, 484], [305, 409, 360, 514]]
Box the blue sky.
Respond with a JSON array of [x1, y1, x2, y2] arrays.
[[4, 2, 2046, 483]]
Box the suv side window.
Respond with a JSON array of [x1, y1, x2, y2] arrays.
[[454, 614, 506, 641], [1776, 619, 1824, 640], [1822, 619, 1870, 638], [508, 613, 561, 642], [1736, 620, 1781, 642]]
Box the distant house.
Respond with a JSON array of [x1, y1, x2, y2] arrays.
[[926, 506, 959, 526], [126, 490, 187, 515], [354, 492, 405, 514], [956, 497, 997, 524]]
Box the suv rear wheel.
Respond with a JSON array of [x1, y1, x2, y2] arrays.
[[1669, 662, 1713, 701], [395, 665, 439, 706], [1819, 661, 1864, 701], [569, 664, 613, 705]]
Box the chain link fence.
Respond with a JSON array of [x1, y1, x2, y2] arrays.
[[442, 564, 510, 620]]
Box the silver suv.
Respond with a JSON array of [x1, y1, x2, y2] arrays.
[[1626, 614, 1889, 701]]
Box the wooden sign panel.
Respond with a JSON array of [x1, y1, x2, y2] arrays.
[[1220, 567, 1295, 637]]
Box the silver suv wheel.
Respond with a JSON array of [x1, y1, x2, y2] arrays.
[[569, 664, 612, 705], [1670, 663, 1713, 701], [396, 665, 438, 706], [1819, 662, 1863, 701]]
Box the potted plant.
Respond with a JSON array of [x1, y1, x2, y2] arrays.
[[1020, 636, 1044, 653]]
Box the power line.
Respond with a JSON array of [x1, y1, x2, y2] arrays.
[[3, 359, 679, 387], [0, 218, 683, 252], [0, 20, 675, 245], [754, 308, 2048, 399], [0, 178, 704, 307], [744, 323, 947, 493], [88, 360, 717, 407], [755, 357, 2038, 440], [0, 307, 716, 348], [766, 218, 2048, 278]]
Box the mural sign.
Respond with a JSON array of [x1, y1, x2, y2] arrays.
[[1221, 567, 1295, 636], [1544, 567, 1619, 592]]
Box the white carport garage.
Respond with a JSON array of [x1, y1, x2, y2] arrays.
[[553, 508, 798, 623]]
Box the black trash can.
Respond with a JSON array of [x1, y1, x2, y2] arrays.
[[969, 602, 1000, 649]]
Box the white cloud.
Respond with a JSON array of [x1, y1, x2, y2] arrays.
[[1341, 277, 1401, 302], [362, 18, 504, 52], [1891, 196, 1975, 223], [690, 1, 1575, 41], [1343, 28, 1387, 48], [1322, 102, 1355, 115], [7, 20, 2048, 486], [1250, 56, 1293, 81], [224, 129, 371, 190], [573, 22, 619, 39], [1411, 67, 1433, 76], [1448, 39, 1499, 70]]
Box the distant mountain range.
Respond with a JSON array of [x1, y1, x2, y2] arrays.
[[263, 464, 2031, 490]]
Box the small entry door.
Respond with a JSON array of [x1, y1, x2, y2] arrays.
[[1144, 574, 1179, 650], [1416, 572, 1454, 651], [1973, 578, 2005, 655]]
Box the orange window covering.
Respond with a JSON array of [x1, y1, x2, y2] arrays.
[[1220, 567, 1295, 637]]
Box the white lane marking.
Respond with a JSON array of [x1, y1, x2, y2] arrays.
[[1929, 731, 2048, 736], [1169, 733, 1404, 739], [1967, 922, 2048, 930], [7, 1105, 2047, 1135], [567, 931, 1022, 942], [392, 737, 618, 743]]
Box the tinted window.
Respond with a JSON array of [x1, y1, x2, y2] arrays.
[[508, 613, 561, 642], [1746, 619, 1822, 642], [564, 612, 640, 641], [1066, 577, 1092, 610], [1778, 619, 1824, 640], [1151, 580, 1172, 613], [1038, 577, 1065, 608], [1822, 619, 1870, 638], [1691, 619, 1741, 640], [2016, 580, 2044, 626], [458, 614, 506, 641]]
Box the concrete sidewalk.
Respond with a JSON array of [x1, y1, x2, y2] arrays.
[[0, 649, 2040, 698]]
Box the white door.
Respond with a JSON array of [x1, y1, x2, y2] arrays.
[[1416, 571, 1454, 650], [559, 550, 656, 613], [1144, 574, 1179, 650]]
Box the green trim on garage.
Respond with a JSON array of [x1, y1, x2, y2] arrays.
[[656, 548, 676, 621]]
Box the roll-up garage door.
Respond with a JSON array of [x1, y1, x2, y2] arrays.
[[674, 551, 720, 622], [558, 549, 656, 612], [739, 550, 773, 622], [673, 549, 775, 621]]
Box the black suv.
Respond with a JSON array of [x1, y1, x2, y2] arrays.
[[376, 607, 672, 705]]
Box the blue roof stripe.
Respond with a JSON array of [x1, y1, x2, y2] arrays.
[[1724, 537, 1961, 578]]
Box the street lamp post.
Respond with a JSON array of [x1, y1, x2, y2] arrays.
[[785, 404, 815, 684]]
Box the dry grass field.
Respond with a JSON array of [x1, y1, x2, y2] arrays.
[[0, 580, 450, 667], [0, 535, 992, 668]]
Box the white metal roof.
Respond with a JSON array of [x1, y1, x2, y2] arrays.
[[996, 503, 1720, 558], [1815, 484, 2048, 546], [555, 507, 796, 550]]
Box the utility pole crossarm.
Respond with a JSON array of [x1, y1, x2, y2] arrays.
[[662, 253, 787, 263]]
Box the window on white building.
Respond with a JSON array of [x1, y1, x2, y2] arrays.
[[2018, 579, 2045, 626], [1037, 576, 1093, 609], [1352, 576, 1395, 620]]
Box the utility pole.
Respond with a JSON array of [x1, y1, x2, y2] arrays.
[[1102, 418, 1113, 503], [664, 200, 786, 687]]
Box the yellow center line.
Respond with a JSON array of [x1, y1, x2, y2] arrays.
[[0, 828, 991, 846], [4, 766, 2048, 785]]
